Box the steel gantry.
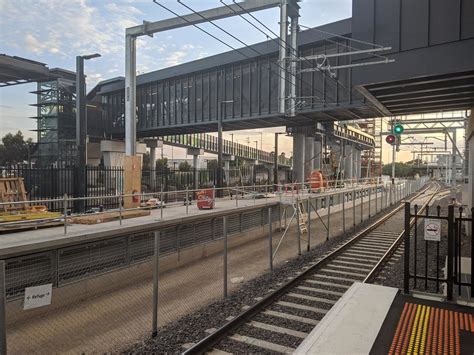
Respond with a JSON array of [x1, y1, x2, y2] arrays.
[[124, 0, 298, 156]]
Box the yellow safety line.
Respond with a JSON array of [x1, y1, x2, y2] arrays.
[[419, 306, 430, 354], [413, 305, 426, 354], [408, 305, 422, 354]]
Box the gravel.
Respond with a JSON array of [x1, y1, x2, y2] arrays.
[[126, 194, 408, 354], [375, 184, 456, 294]]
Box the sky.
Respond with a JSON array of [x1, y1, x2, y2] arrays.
[[0, 0, 465, 164]]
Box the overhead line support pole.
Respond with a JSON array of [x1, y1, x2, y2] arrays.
[[125, 0, 284, 155], [278, 0, 288, 114]]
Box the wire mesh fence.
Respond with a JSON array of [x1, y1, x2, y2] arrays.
[[0, 179, 427, 353]]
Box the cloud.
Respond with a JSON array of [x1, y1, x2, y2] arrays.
[[165, 51, 187, 66], [24, 33, 45, 54]]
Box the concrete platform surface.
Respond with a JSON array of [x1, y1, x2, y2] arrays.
[[0, 185, 373, 258], [295, 282, 398, 355]]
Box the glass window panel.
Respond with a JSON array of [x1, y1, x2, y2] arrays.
[[250, 61, 258, 115], [233, 65, 241, 117], [210, 72, 217, 120], [189, 77, 195, 122], [260, 59, 270, 113], [196, 74, 202, 121], [182, 78, 189, 123], [225, 68, 232, 118], [242, 63, 250, 116], [270, 57, 279, 113], [202, 74, 209, 121]]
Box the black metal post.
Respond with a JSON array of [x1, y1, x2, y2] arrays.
[[268, 207, 273, 271], [75, 56, 87, 213], [403, 201, 411, 294], [447, 204, 454, 301], [274, 133, 278, 191], [471, 207, 474, 295], [217, 102, 223, 197]]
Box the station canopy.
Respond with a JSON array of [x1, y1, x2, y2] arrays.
[[0, 54, 63, 87]]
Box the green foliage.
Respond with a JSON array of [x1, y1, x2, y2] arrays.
[[142, 152, 151, 170], [382, 162, 416, 177], [178, 160, 191, 172], [0, 131, 33, 166], [156, 158, 168, 169], [206, 159, 217, 170]]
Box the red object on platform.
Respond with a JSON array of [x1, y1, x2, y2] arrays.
[[307, 170, 327, 189], [197, 189, 214, 209]]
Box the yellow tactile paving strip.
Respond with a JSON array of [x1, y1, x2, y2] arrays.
[[388, 302, 473, 355]]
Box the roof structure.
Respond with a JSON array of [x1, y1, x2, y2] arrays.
[[0, 54, 75, 87]]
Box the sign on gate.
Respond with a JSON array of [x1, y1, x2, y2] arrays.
[[23, 284, 52, 310], [424, 218, 441, 241]]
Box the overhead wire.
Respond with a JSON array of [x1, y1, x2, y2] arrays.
[[227, 0, 353, 96], [153, 0, 328, 111], [176, 0, 325, 106], [299, 24, 390, 61]]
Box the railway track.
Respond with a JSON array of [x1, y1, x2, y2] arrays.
[[184, 182, 442, 354]]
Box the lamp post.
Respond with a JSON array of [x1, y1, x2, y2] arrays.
[[75, 53, 100, 212]]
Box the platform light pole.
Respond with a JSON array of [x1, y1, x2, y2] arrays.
[[75, 53, 100, 212]]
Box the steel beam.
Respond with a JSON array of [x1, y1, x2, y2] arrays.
[[127, 0, 281, 37], [125, 0, 286, 156]]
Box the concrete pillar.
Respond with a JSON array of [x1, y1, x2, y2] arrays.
[[304, 136, 314, 180], [354, 149, 361, 180], [187, 148, 204, 191], [344, 143, 353, 179], [293, 133, 305, 184], [150, 146, 157, 185], [313, 137, 322, 170], [463, 109, 473, 237]]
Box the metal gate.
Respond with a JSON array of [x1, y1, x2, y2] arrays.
[[403, 202, 473, 301]]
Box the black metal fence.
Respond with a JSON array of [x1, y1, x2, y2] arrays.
[[404, 202, 473, 301], [1, 165, 282, 212]]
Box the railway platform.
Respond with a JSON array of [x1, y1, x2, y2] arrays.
[[295, 283, 474, 355]]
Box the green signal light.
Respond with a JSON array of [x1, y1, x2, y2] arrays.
[[394, 124, 404, 134]]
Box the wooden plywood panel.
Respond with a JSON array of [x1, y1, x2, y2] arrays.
[[123, 155, 142, 209]]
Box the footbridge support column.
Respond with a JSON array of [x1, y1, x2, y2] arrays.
[[344, 143, 353, 181], [187, 148, 204, 191], [145, 139, 162, 187], [304, 136, 314, 181], [313, 137, 322, 171], [293, 133, 305, 184]]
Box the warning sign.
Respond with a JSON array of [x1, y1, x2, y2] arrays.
[[23, 284, 52, 310], [424, 218, 441, 242]]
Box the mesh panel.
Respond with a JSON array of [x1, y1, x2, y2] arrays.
[[5, 252, 56, 300], [241, 211, 262, 230], [226, 213, 240, 235], [178, 224, 196, 249], [58, 237, 127, 286], [129, 232, 154, 264], [194, 219, 214, 244]]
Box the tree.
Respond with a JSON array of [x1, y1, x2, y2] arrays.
[[142, 152, 151, 170], [382, 162, 416, 177], [0, 131, 33, 166], [156, 158, 168, 170], [178, 161, 191, 172], [207, 159, 217, 170]]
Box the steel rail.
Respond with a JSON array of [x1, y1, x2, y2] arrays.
[[363, 182, 443, 283], [183, 182, 435, 354]]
